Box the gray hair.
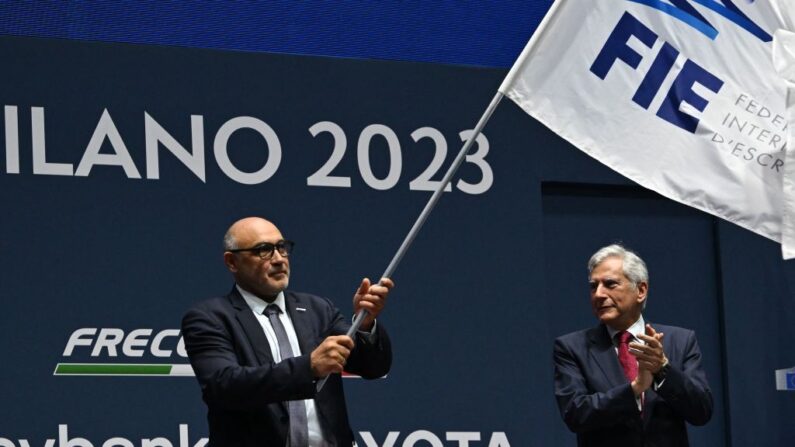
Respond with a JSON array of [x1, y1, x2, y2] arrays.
[[588, 244, 649, 308], [223, 231, 238, 251]]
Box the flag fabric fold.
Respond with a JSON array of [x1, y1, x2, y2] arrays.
[[502, 0, 795, 258], [772, 0, 795, 258]]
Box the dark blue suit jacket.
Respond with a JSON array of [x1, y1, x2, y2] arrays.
[[182, 287, 391, 447], [553, 323, 712, 447]]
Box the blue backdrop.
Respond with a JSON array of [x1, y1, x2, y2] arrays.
[[1, 2, 794, 446]]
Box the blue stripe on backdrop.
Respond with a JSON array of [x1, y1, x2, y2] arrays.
[[0, 0, 552, 68]]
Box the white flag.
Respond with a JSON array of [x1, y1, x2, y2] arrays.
[[500, 0, 795, 258]]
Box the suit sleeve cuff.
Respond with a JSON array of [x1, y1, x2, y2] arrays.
[[356, 319, 378, 343]]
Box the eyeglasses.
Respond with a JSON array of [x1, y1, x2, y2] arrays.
[[228, 240, 295, 260]]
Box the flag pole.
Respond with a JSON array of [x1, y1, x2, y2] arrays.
[[318, 0, 565, 391], [374, 0, 566, 284], [316, 90, 505, 390]]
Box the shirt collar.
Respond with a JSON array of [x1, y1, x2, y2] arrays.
[[236, 284, 286, 315], [605, 314, 646, 343]]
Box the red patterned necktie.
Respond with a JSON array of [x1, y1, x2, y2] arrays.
[[617, 330, 638, 382]]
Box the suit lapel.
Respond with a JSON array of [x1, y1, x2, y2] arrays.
[[587, 325, 627, 389], [228, 287, 275, 365], [284, 291, 317, 356], [284, 292, 337, 431]]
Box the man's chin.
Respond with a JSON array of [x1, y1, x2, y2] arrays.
[[597, 310, 618, 323], [265, 279, 288, 295], [246, 278, 289, 299]]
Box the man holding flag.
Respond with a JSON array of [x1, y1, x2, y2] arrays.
[[182, 217, 394, 446]]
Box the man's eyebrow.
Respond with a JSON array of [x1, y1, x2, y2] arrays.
[[589, 277, 620, 282], [254, 239, 287, 246]]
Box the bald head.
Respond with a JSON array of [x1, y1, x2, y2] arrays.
[[222, 217, 290, 301], [223, 217, 281, 251]]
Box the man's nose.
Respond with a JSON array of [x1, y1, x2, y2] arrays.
[[270, 249, 286, 263], [593, 283, 607, 297]]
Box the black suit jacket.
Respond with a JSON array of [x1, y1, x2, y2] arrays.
[[182, 287, 392, 447], [553, 323, 712, 447]]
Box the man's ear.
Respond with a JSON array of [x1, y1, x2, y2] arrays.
[[636, 281, 649, 304], [223, 252, 238, 273]]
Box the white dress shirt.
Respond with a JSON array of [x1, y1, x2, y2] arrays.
[[238, 286, 330, 447], [605, 315, 646, 354]]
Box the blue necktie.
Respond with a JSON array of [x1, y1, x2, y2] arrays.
[[265, 304, 309, 446]]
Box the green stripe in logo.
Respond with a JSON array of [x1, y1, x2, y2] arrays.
[[54, 363, 179, 376]]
